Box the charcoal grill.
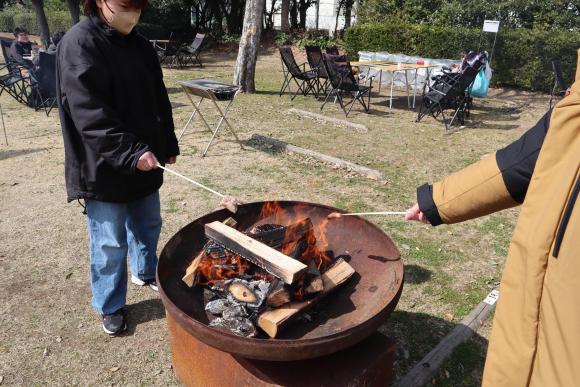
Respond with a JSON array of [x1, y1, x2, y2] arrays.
[[157, 201, 404, 362]]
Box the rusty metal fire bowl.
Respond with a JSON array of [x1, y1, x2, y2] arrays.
[[157, 201, 404, 361]]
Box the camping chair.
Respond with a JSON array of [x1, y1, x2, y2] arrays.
[[305, 45, 330, 95], [325, 46, 340, 56], [31, 52, 57, 116], [416, 51, 487, 131], [180, 33, 205, 67], [320, 53, 373, 117], [0, 39, 31, 106], [278, 46, 319, 100], [157, 40, 185, 68], [548, 60, 568, 110]]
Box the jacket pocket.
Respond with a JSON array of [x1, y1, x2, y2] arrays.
[[553, 175, 580, 258]]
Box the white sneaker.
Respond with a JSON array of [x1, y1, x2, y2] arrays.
[[131, 275, 158, 292]]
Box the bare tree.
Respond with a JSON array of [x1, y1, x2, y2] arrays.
[[234, 0, 266, 93], [280, 0, 289, 31], [31, 0, 50, 47], [67, 0, 81, 25]]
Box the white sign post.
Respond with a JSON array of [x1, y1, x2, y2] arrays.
[[483, 20, 500, 64]]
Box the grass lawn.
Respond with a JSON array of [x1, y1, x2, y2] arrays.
[[0, 44, 548, 385]]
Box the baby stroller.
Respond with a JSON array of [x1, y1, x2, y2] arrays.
[[417, 51, 488, 131]]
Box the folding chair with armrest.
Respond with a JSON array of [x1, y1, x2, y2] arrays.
[[278, 46, 319, 100]]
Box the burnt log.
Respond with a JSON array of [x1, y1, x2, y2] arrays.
[[257, 258, 355, 338], [205, 221, 308, 284]]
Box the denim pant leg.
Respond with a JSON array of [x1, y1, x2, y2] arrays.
[[126, 191, 162, 282], [86, 200, 129, 315]]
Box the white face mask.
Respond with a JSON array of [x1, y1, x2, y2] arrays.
[[102, 0, 141, 35]]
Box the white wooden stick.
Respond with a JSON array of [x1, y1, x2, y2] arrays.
[[157, 164, 225, 198], [328, 211, 406, 219]]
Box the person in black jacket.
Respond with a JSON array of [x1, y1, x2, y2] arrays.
[[57, 0, 179, 335], [10, 27, 34, 70]]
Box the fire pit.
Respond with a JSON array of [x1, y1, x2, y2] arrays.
[[158, 200, 403, 362]]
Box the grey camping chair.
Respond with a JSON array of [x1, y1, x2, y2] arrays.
[[180, 33, 205, 67]]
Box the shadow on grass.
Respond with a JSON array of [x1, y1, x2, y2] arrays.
[[404, 264, 432, 284], [384, 310, 488, 386], [123, 298, 166, 336], [0, 147, 46, 161]]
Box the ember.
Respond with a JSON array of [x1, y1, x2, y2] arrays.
[[181, 202, 356, 338]]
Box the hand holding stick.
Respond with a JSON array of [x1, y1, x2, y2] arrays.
[[328, 211, 407, 219]]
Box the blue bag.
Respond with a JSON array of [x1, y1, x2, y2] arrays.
[[469, 68, 490, 98]]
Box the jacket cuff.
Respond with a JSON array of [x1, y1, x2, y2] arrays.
[[417, 183, 444, 226]]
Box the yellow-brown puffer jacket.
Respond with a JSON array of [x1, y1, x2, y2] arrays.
[[417, 50, 580, 386]]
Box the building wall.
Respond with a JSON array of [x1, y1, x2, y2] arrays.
[[266, 0, 357, 34]]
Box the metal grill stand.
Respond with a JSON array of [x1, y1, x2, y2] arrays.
[[178, 79, 244, 157]]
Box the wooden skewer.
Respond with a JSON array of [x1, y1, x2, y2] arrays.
[[157, 164, 225, 198], [328, 211, 407, 219]]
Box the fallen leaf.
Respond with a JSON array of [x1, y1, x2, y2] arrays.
[[56, 336, 62, 343], [65, 272, 73, 280], [154, 370, 162, 375], [444, 313, 454, 321], [77, 323, 83, 329], [43, 348, 49, 357], [444, 369, 450, 379], [0, 375, 3, 384], [110, 367, 120, 372], [403, 349, 410, 359]]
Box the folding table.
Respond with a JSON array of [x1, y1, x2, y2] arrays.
[[178, 79, 243, 157]]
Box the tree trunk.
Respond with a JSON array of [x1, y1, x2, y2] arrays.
[[290, 0, 298, 28], [66, 0, 80, 25], [334, 1, 343, 37], [281, 0, 289, 31], [31, 0, 50, 47], [344, 0, 353, 29], [234, 0, 265, 93], [298, 0, 308, 30]]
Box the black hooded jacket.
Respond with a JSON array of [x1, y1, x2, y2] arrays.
[[57, 16, 179, 203]]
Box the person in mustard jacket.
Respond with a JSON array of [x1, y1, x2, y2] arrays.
[[406, 50, 580, 386]]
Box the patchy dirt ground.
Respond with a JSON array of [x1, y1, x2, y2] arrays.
[[0, 45, 548, 386]]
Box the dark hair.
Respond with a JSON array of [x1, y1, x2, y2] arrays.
[[13, 26, 28, 37], [52, 31, 66, 46], [83, 0, 148, 16]]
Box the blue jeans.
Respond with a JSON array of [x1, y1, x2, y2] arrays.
[[86, 191, 162, 314]]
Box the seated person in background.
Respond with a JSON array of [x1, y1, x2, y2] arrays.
[[47, 31, 65, 54], [10, 27, 34, 70]]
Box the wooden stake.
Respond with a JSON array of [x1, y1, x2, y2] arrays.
[[395, 289, 499, 387], [257, 258, 355, 338], [205, 221, 308, 284]]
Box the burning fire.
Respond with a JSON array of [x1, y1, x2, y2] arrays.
[[190, 201, 334, 286]]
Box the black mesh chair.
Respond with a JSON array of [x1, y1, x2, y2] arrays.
[[157, 40, 185, 68], [325, 46, 340, 56], [417, 51, 487, 131], [278, 46, 319, 100], [31, 52, 57, 116], [0, 39, 31, 105], [305, 45, 329, 95], [320, 53, 372, 117], [548, 60, 568, 110], [180, 33, 205, 68]]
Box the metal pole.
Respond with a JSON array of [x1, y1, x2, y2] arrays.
[[0, 103, 7, 145], [489, 31, 498, 65]]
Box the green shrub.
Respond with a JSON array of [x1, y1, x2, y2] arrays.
[[275, 30, 337, 49], [0, 9, 73, 37], [344, 20, 580, 91]]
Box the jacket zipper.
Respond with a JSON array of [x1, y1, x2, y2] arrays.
[[553, 175, 580, 258]]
